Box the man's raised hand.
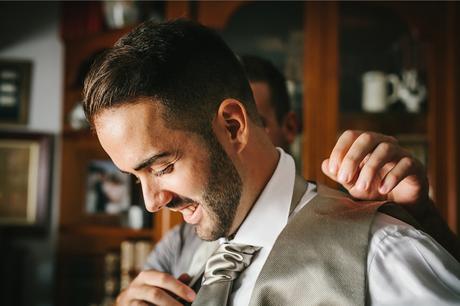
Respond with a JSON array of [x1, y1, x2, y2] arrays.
[[322, 130, 429, 205]]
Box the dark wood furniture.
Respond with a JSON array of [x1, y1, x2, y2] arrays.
[[57, 1, 459, 305]]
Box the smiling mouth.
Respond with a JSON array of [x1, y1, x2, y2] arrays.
[[166, 197, 189, 209], [166, 196, 203, 224], [171, 202, 203, 225]]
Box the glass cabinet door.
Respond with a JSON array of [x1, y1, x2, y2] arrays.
[[338, 3, 428, 149], [197, 1, 305, 167]]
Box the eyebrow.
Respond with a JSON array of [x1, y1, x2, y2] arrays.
[[132, 152, 172, 172]]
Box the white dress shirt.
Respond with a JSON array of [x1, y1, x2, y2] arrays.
[[368, 213, 460, 305], [229, 148, 460, 306]]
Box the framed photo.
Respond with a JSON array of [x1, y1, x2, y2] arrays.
[[83, 159, 153, 229], [0, 59, 32, 125], [0, 132, 52, 230], [85, 160, 131, 215]]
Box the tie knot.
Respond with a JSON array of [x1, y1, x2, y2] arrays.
[[202, 242, 261, 286]]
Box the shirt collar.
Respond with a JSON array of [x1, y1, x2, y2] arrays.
[[231, 148, 296, 248]]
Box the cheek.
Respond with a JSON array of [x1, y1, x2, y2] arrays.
[[164, 158, 210, 199], [266, 125, 284, 145]]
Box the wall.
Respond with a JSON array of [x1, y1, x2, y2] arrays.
[[0, 2, 63, 306]]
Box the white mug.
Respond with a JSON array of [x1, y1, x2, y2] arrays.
[[128, 206, 143, 229], [362, 71, 399, 113]]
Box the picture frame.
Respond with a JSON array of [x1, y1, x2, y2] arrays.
[[83, 158, 152, 229], [0, 59, 32, 125], [0, 132, 53, 231], [85, 159, 131, 215], [59, 137, 151, 229]]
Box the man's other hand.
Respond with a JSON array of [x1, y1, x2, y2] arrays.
[[321, 130, 429, 205], [116, 270, 196, 306]]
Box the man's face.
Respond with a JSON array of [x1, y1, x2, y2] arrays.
[[94, 100, 242, 240], [250, 81, 291, 151]]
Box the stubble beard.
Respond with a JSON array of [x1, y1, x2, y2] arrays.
[[195, 131, 242, 241]]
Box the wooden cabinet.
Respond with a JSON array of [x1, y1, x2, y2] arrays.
[[57, 1, 459, 304], [194, 1, 459, 234], [57, 3, 188, 305], [302, 2, 459, 231]]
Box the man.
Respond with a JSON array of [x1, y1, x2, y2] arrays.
[[140, 54, 459, 283], [140, 55, 300, 279], [241, 55, 298, 153], [84, 20, 459, 305]]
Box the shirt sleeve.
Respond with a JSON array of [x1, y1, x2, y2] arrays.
[[143, 223, 183, 275], [368, 213, 460, 306]]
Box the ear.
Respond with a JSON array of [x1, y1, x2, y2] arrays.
[[281, 111, 299, 145], [213, 99, 249, 154]]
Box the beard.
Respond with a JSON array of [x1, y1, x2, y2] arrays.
[[195, 130, 243, 241], [164, 128, 242, 241]]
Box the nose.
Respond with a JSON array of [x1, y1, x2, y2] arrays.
[[140, 180, 173, 212]]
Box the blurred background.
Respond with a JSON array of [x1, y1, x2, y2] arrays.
[[0, 1, 458, 305]]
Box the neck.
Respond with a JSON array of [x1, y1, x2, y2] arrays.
[[228, 129, 280, 236]]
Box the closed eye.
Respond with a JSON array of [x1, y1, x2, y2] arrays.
[[154, 163, 174, 177]]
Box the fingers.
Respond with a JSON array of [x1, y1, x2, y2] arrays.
[[326, 131, 398, 184], [354, 142, 403, 192], [336, 131, 398, 185], [327, 130, 361, 176], [130, 300, 150, 306], [321, 159, 332, 179], [323, 130, 429, 204], [125, 284, 183, 306], [379, 156, 420, 194], [116, 270, 196, 306], [136, 270, 196, 302]]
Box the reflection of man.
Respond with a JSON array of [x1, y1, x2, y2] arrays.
[[83, 20, 459, 305], [241, 55, 298, 153]]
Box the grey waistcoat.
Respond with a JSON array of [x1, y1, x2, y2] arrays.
[[249, 183, 418, 306]]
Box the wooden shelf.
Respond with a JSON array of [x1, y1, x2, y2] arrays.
[[58, 225, 155, 256], [339, 112, 427, 136], [62, 128, 93, 138], [60, 225, 153, 239]]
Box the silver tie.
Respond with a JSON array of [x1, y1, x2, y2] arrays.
[[192, 242, 261, 306]]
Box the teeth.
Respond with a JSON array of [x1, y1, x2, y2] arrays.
[[180, 203, 198, 216]]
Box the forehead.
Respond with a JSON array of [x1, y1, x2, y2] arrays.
[[250, 81, 275, 116], [94, 100, 187, 171], [95, 101, 166, 142]]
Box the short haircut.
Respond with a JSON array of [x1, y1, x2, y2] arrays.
[[83, 19, 261, 136], [240, 55, 291, 124]]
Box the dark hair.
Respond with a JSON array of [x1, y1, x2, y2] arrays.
[[240, 55, 291, 124], [83, 19, 260, 135]]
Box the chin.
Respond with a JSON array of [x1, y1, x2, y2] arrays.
[[195, 220, 226, 241], [195, 224, 217, 241]]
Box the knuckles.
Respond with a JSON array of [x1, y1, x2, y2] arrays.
[[155, 271, 168, 284], [342, 129, 360, 140], [384, 172, 397, 185], [376, 142, 393, 155], [343, 153, 359, 165], [148, 288, 162, 302], [357, 131, 374, 144], [136, 270, 148, 282], [400, 156, 415, 169]]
